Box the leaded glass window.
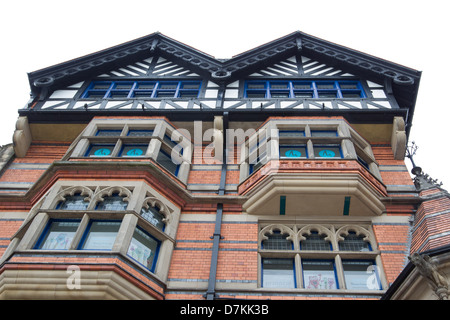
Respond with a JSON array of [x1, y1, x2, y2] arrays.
[[300, 231, 331, 251], [262, 230, 292, 250], [140, 205, 165, 231], [57, 193, 89, 210], [96, 193, 128, 211], [339, 231, 371, 252]]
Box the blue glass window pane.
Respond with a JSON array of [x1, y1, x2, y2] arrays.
[[96, 193, 127, 211], [279, 146, 307, 159], [262, 258, 295, 288], [36, 220, 80, 250], [119, 145, 147, 157], [127, 227, 160, 271], [302, 260, 338, 290], [314, 146, 342, 158], [85, 144, 115, 157]]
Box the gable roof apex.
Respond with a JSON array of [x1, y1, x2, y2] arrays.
[[26, 31, 421, 122]]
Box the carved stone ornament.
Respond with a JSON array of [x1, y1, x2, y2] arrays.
[[408, 252, 449, 300], [90, 186, 132, 210], [52, 186, 93, 209], [259, 224, 295, 242], [141, 196, 171, 224]]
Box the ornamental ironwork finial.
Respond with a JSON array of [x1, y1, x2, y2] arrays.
[[406, 142, 443, 190]]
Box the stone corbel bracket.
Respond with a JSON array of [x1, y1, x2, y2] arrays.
[[391, 116, 407, 160], [13, 116, 32, 158]]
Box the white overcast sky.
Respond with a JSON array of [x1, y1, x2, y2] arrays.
[[0, 0, 449, 188]]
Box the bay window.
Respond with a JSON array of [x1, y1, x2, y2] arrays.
[[258, 223, 385, 291]]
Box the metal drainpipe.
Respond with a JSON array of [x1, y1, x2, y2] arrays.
[[205, 111, 228, 300]]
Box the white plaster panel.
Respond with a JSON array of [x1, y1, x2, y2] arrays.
[[205, 89, 218, 98], [225, 89, 239, 98], [49, 90, 77, 99]]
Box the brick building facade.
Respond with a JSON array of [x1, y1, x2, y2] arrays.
[[0, 32, 448, 300]]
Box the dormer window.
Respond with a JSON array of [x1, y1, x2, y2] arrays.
[[245, 80, 366, 99], [82, 80, 202, 99]]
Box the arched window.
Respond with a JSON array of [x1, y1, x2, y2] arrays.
[[338, 231, 371, 252], [262, 230, 292, 250], [95, 192, 128, 211], [300, 230, 332, 251], [140, 205, 165, 231], [56, 192, 89, 210]]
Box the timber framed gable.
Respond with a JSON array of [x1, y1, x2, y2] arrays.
[[25, 32, 420, 125]]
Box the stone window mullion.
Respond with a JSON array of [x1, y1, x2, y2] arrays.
[[295, 253, 303, 289], [334, 254, 346, 290], [69, 213, 90, 250], [112, 213, 138, 254]]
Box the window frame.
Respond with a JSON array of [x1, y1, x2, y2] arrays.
[[127, 226, 161, 272], [34, 219, 82, 250], [342, 259, 382, 291], [14, 180, 180, 289], [77, 219, 122, 251], [242, 119, 382, 183], [261, 258, 297, 289], [82, 80, 203, 99], [244, 80, 366, 99], [258, 223, 384, 291], [67, 119, 192, 181], [95, 192, 129, 211], [302, 259, 339, 290]]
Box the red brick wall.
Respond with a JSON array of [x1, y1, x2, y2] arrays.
[[373, 223, 411, 284], [411, 188, 450, 253], [0, 142, 70, 186], [0, 217, 24, 258]]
